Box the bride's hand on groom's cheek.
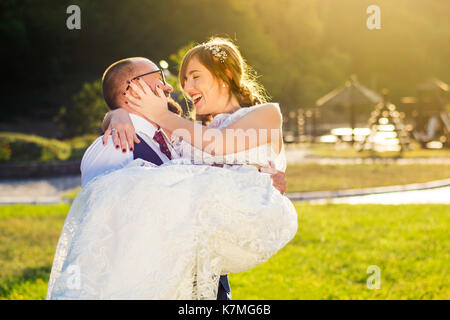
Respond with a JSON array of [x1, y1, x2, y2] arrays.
[[125, 79, 169, 121]]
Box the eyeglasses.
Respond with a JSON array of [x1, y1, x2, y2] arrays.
[[126, 69, 166, 91]]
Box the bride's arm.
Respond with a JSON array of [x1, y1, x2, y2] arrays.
[[102, 111, 113, 133], [160, 104, 282, 155], [102, 109, 140, 152], [126, 80, 282, 156]]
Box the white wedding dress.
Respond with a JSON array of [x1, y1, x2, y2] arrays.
[[46, 105, 298, 300]]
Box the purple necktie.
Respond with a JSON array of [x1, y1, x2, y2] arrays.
[[153, 129, 172, 160]]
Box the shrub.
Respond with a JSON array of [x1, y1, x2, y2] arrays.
[[0, 132, 71, 162], [64, 134, 98, 159], [55, 79, 109, 138], [0, 141, 12, 161]]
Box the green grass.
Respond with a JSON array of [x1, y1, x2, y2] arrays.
[[296, 141, 450, 159], [0, 203, 448, 299], [230, 203, 450, 299], [0, 204, 68, 300], [286, 163, 450, 193]]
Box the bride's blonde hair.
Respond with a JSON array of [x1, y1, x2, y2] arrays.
[[179, 37, 269, 124]]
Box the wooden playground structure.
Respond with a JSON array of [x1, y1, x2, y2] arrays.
[[283, 77, 450, 151]]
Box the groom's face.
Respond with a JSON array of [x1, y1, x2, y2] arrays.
[[115, 60, 173, 111], [132, 61, 173, 98]]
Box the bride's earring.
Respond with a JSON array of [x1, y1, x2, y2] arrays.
[[222, 83, 226, 88]]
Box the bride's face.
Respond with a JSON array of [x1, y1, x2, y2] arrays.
[[182, 56, 229, 115]]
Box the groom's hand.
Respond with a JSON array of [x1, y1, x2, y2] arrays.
[[259, 161, 287, 195]]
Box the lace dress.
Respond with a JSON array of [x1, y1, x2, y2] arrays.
[[46, 104, 298, 300], [172, 105, 287, 172]]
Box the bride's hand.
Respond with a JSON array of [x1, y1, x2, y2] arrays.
[[102, 108, 140, 152], [125, 79, 169, 122]]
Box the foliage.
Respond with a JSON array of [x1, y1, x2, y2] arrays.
[[55, 79, 108, 138], [2, 0, 449, 123], [0, 132, 98, 162], [0, 141, 12, 161], [168, 41, 196, 91], [169, 42, 195, 79], [63, 134, 98, 159], [0, 132, 71, 162]]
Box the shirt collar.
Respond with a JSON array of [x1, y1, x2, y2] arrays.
[[129, 113, 177, 158], [129, 113, 158, 139]]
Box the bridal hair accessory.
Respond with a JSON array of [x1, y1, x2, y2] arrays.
[[203, 43, 228, 63]]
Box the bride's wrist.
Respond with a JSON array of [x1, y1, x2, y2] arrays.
[[112, 108, 130, 123], [113, 108, 129, 117], [155, 109, 171, 122]]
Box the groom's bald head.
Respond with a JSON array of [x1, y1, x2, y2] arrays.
[[102, 57, 155, 110], [102, 57, 182, 115]]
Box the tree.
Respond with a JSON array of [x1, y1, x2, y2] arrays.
[[55, 79, 108, 138]]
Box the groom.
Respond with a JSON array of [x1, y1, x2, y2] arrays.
[[81, 57, 287, 300]]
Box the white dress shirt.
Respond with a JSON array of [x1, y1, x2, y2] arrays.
[[81, 114, 175, 188]]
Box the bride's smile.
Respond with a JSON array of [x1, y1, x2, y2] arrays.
[[182, 56, 241, 116]]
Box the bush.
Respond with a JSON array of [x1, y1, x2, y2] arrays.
[[64, 134, 98, 159], [0, 132, 71, 162], [55, 79, 109, 138], [0, 141, 12, 161]]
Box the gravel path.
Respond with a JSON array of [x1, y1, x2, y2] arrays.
[[0, 175, 80, 204], [308, 186, 450, 205]]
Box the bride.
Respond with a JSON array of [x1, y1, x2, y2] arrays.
[[47, 38, 298, 300]]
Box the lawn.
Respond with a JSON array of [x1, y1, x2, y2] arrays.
[[286, 163, 450, 193], [0, 203, 448, 299], [292, 141, 450, 159], [0, 204, 69, 299], [230, 203, 449, 299]]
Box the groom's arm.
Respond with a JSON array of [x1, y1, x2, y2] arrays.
[[81, 135, 133, 188]]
